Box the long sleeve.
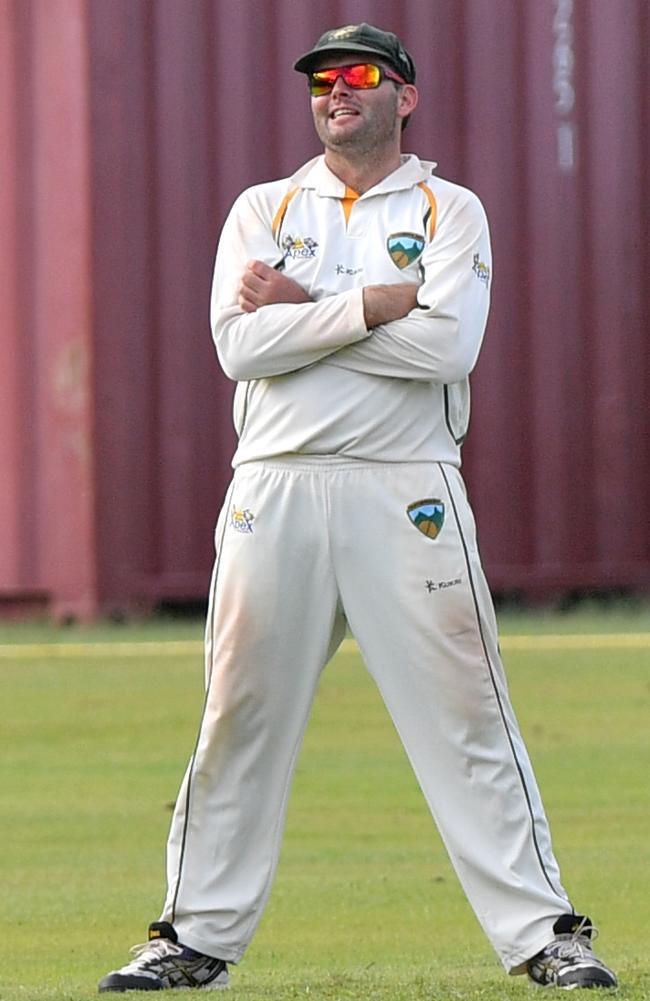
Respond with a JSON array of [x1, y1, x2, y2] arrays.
[[211, 155, 495, 467], [210, 188, 369, 382], [323, 190, 491, 384]]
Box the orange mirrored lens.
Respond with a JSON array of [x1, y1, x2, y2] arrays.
[[309, 63, 382, 96]]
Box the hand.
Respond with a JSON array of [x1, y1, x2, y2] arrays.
[[238, 260, 312, 313], [362, 283, 420, 328]]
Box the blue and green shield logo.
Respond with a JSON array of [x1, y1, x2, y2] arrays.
[[387, 232, 425, 269], [406, 499, 445, 540]]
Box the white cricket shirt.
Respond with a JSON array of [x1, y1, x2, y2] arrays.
[[210, 154, 492, 467]]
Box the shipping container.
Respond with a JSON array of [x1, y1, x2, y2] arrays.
[[1, 0, 648, 619]]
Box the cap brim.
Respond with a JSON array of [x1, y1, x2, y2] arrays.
[[294, 42, 390, 74]]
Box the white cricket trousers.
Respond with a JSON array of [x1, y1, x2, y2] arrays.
[[161, 458, 572, 973]]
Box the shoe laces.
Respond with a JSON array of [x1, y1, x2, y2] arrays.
[[129, 937, 182, 961], [550, 916, 599, 960]]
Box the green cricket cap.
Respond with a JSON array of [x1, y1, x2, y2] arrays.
[[294, 23, 416, 84]]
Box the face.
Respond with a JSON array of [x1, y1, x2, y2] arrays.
[[309, 54, 416, 157]]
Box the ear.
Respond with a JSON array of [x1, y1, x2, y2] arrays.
[[397, 83, 418, 121]]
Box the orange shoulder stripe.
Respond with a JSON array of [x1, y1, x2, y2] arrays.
[[272, 187, 300, 240], [417, 181, 438, 241]]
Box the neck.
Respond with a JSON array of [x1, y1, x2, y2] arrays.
[[323, 147, 403, 194]]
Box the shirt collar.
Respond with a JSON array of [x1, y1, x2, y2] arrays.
[[290, 154, 437, 198]]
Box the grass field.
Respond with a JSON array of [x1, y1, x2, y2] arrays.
[[1, 607, 649, 1000]]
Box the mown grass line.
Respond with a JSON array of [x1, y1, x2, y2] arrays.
[[2, 630, 650, 659]]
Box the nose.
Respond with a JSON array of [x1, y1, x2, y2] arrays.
[[330, 73, 352, 97]]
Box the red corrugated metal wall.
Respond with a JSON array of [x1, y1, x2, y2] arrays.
[[1, 0, 648, 618]]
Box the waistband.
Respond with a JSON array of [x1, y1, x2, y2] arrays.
[[236, 454, 453, 474]]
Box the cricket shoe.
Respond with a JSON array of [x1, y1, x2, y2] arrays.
[[527, 914, 618, 990], [98, 921, 228, 992]]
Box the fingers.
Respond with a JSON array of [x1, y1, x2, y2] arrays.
[[237, 259, 311, 311], [240, 268, 268, 298], [239, 291, 259, 313], [238, 261, 271, 312], [246, 259, 275, 279]]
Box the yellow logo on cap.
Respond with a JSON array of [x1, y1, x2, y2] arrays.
[[328, 25, 359, 39]]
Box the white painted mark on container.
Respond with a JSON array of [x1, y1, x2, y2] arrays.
[[553, 0, 577, 173]]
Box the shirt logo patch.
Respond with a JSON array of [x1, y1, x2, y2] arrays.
[[281, 235, 318, 259], [387, 232, 425, 270], [406, 499, 445, 540], [230, 505, 255, 534], [472, 253, 490, 286]]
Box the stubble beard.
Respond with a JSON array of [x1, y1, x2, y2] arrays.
[[314, 93, 400, 160]]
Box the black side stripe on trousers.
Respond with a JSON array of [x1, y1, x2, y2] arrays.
[[238, 382, 252, 440], [170, 479, 236, 921], [438, 463, 570, 905]]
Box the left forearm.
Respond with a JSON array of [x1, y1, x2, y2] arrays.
[[324, 300, 488, 384]]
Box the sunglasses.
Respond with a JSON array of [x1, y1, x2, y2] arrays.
[[308, 62, 407, 97]]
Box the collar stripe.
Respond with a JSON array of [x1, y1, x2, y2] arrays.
[[340, 185, 360, 227]]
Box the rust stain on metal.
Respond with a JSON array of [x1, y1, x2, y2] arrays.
[[53, 339, 89, 414]]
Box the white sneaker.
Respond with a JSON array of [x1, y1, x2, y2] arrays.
[[98, 922, 228, 992], [527, 914, 617, 989]]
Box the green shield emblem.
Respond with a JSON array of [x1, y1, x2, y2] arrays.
[[406, 499, 445, 540], [387, 232, 426, 269]]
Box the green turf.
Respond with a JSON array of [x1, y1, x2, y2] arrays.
[[0, 611, 648, 1000]]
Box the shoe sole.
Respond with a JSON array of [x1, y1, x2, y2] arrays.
[[99, 973, 229, 992], [528, 975, 618, 990]]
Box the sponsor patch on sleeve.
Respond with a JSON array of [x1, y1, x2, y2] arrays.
[[472, 252, 490, 287]]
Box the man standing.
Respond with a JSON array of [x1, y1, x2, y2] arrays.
[[100, 24, 617, 992]]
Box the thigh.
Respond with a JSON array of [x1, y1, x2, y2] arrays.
[[205, 463, 344, 717], [331, 461, 506, 728]]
